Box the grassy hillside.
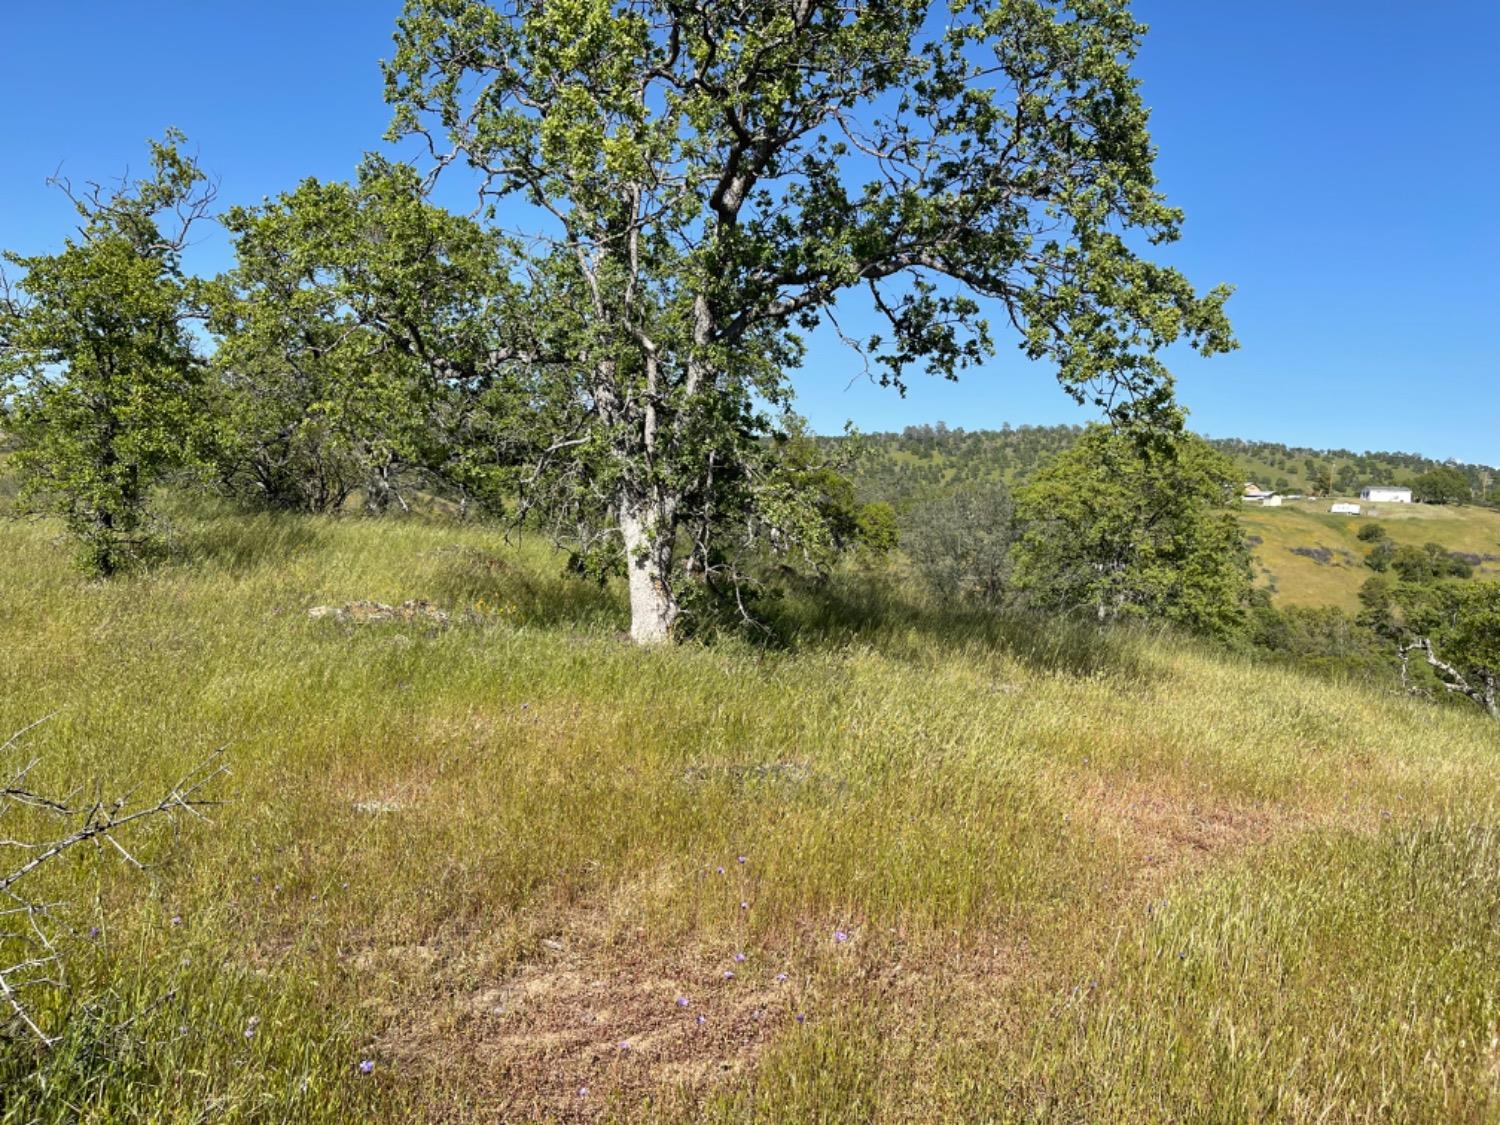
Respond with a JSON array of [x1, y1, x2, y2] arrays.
[[1242, 498, 1500, 612], [3, 508, 1499, 1121]]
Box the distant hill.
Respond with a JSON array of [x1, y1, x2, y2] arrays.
[[1240, 499, 1500, 612], [844, 424, 1498, 512]]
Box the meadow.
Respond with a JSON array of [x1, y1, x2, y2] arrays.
[[3, 504, 1500, 1122]]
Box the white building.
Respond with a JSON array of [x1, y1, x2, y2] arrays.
[[1360, 486, 1412, 503], [1330, 502, 1361, 515]]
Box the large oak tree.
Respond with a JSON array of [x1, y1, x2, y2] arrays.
[[384, 0, 1235, 642]]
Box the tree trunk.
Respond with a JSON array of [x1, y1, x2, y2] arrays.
[[620, 496, 678, 644], [365, 459, 393, 515]]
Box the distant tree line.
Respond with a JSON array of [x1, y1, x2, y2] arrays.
[[850, 427, 1499, 509]]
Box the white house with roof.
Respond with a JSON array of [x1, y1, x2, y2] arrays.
[[1360, 486, 1412, 503]]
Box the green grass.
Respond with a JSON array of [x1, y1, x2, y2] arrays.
[[1241, 498, 1500, 611], [2, 506, 1499, 1121]]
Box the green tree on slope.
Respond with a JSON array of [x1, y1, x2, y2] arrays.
[[1395, 581, 1500, 716], [1012, 425, 1252, 639], [1413, 466, 1470, 505], [0, 134, 215, 575]]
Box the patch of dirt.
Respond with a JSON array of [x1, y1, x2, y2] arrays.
[[307, 599, 450, 626], [1081, 776, 1301, 883], [377, 930, 797, 1121], [367, 901, 1034, 1122]]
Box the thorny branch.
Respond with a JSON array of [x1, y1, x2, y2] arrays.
[[0, 716, 225, 1047]]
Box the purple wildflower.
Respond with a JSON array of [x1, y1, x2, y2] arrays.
[[578, 1086, 589, 1097], [724, 970, 735, 980], [740, 901, 749, 911], [676, 996, 690, 1008], [737, 855, 747, 865], [170, 915, 182, 927], [734, 952, 746, 962], [715, 866, 726, 875], [833, 930, 848, 943], [244, 1016, 260, 1039], [795, 1013, 806, 1024], [695, 1014, 706, 1026], [618, 1041, 631, 1051], [89, 926, 100, 940], [775, 972, 788, 984], [358, 1060, 375, 1075]]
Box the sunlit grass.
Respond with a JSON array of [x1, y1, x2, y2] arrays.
[[1, 505, 1497, 1120]]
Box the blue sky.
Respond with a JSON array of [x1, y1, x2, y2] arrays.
[[3, 2, 1496, 462]]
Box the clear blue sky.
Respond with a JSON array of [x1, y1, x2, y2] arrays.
[[3, 2, 1496, 462]]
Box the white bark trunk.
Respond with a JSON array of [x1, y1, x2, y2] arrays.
[[620, 499, 678, 644]]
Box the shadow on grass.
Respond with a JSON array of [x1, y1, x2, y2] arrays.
[[172, 510, 330, 575], [425, 544, 625, 633], [761, 574, 1155, 683]]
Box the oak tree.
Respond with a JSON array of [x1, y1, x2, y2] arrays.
[[1011, 424, 1252, 638], [0, 134, 215, 575], [381, 0, 1235, 641]]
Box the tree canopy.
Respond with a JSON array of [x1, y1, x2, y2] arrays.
[[1011, 425, 1252, 639], [380, 0, 1236, 640], [1413, 466, 1470, 505]]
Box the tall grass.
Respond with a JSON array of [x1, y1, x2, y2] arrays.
[[1, 506, 1497, 1120]]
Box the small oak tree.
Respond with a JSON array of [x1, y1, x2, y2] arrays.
[[0, 134, 215, 575], [383, 0, 1235, 642], [1011, 424, 1252, 638]]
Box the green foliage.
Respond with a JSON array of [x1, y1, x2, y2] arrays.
[[1011, 426, 1253, 639], [853, 501, 899, 556], [1363, 538, 1395, 572], [0, 134, 215, 575], [1413, 465, 1470, 505], [742, 422, 899, 582], [209, 160, 511, 515], [381, 0, 1235, 639], [1247, 599, 1392, 681], [1308, 463, 1334, 496], [1355, 521, 1388, 543], [1389, 541, 1474, 583], [1356, 572, 1399, 635], [902, 483, 1016, 606], [1395, 580, 1499, 715]]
